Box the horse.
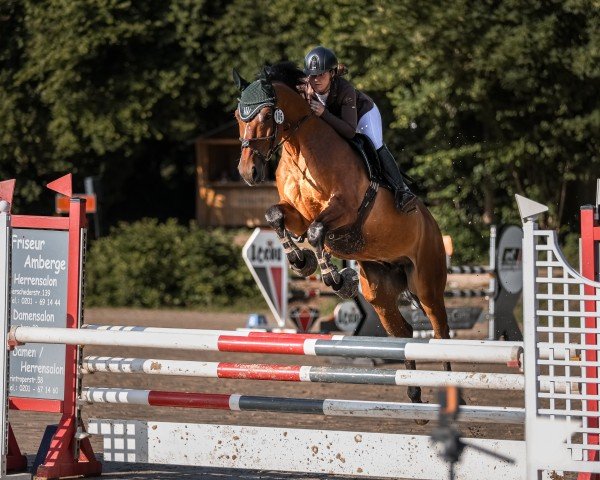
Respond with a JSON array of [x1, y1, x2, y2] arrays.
[[233, 62, 451, 411]]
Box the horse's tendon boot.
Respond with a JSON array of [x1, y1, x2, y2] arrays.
[[332, 267, 359, 299]]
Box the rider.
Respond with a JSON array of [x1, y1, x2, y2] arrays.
[[302, 46, 416, 212]]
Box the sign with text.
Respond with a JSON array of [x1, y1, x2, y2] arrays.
[[496, 225, 523, 295], [334, 300, 363, 333], [9, 229, 68, 400], [242, 228, 288, 327]]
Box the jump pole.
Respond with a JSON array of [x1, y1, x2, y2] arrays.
[[82, 323, 574, 360], [80, 356, 575, 393], [10, 325, 523, 366], [80, 387, 525, 424]]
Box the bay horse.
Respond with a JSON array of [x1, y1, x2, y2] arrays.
[[233, 63, 451, 410]]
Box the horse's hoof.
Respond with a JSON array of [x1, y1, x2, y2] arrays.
[[290, 249, 317, 277], [332, 267, 359, 299]]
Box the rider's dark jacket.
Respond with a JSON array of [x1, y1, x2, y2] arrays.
[[309, 76, 375, 140]]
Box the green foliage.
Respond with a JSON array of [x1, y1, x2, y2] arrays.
[[85, 219, 260, 308], [352, 0, 599, 233], [1, 0, 227, 212], [560, 232, 581, 269], [2, 0, 599, 261], [207, 0, 325, 107], [432, 204, 491, 265]]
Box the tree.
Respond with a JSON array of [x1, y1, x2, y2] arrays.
[[0, 0, 228, 218], [353, 0, 599, 241], [2, 0, 598, 262]]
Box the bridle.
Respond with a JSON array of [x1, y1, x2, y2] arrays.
[[239, 107, 311, 164]]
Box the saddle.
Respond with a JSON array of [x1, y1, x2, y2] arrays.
[[349, 134, 383, 183]]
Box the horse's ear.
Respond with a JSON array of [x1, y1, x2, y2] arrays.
[[260, 77, 271, 90], [232, 69, 249, 91]]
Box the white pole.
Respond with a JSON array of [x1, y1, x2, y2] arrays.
[[430, 339, 575, 361], [522, 214, 543, 480], [403, 343, 522, 365], [0, 210, 10, 477], [11, 326, 221, 351], [488, 225, 497, 340]]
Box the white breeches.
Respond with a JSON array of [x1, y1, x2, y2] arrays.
[[356, 104, 383, 150]]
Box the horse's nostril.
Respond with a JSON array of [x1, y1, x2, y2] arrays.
[[251, 166, 258, 182]]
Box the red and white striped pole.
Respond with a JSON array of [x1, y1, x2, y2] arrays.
[[11, 326, 524, 366], [81, 356, 574, 393]]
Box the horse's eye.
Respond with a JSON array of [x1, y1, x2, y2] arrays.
[[264, 112, 272, 120]]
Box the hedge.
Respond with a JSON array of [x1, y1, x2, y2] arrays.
[[85, 219, 260, 308]]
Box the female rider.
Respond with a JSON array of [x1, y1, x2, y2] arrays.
[[302, 46, 416, 212]]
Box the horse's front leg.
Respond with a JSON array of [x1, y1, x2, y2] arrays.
[[265, 203, 317, 277], [306, 198, 359, 299]]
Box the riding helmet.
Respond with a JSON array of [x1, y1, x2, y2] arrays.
[[303, 46, 338, 76]]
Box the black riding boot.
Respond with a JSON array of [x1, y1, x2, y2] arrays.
[[377, 144, 417, 212]]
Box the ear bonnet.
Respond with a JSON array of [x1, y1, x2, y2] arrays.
[[237, 78, 276, 122]]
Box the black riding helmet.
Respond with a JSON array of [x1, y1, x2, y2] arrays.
[[304, 46, 338, 76]]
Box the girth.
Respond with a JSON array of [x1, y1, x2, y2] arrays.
[[324, 181, 380, 256]]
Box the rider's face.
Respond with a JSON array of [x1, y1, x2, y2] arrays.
[[308, 71, 333, 94]]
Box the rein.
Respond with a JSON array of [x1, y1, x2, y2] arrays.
[[239, 111, 311, 164]]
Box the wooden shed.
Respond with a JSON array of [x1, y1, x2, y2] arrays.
[[194, 122, 279, 227]]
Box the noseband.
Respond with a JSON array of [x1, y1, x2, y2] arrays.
[[239, 109, 310, 164]]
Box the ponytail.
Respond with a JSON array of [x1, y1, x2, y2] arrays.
[[336, 63, 348, 76]]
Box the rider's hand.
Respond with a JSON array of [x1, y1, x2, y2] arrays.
[[303, 82, 314, 98], [309, 99, 325, 117], [296, 82, 308, 96]]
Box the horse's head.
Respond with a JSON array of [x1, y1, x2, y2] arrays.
[[233, 63, 308, 186]]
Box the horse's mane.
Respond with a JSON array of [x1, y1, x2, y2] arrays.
[[258, 61, 305, 92]]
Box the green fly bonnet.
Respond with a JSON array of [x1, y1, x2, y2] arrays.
[[233, 69, 276, 122], [232, 64, 310, 163], [233, 63, 307, 122]]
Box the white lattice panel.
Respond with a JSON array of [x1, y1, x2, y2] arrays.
[[524, 223, 600, 476]]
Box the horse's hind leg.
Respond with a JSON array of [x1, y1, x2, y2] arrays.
[[359, 261, 428, 421], [265, 203, 317, 277], [409, 259, 450, 342], [418, 287, 452, 373], [410, 255, 467, 404]]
